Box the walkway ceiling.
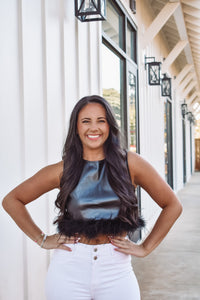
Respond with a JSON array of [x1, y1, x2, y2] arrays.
[[147, 0, 200, 116]]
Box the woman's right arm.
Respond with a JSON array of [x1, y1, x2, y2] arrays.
[[2, 161, 75, 251]]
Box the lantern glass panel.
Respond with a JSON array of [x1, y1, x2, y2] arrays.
[[78, 0, 98, 13], [76, 0, 106, 22], [101, 0, 106, 16], [161, 77, 171, 98], [148, 62, 160, 85], [181, 103, 188, 118]]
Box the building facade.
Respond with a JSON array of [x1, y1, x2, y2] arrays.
[[0, 1, 197, 299]]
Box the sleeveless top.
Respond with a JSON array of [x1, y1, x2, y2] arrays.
[[57, 159, 145, 239]]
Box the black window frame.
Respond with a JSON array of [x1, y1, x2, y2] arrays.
[[102, 0, 142, 240], [102, 0, 138, 147]]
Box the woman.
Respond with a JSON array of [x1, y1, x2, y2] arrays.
[[2, 95, 182, 300]]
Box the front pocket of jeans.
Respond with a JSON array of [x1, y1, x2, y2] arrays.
[[52, 244, 76, 264], [111, 247, 130, 263]]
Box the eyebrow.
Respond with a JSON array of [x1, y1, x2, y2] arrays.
[[81, 117, 106, 121]]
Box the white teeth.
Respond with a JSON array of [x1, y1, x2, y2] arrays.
[[88, 135, 100, 139]]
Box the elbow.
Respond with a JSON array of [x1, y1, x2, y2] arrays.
[[172, 199, 183, 219], [2, 195, 16, 213], [177, 201, 183, 217], [163, 198, 183, 219], [2, 196, 10, 212]]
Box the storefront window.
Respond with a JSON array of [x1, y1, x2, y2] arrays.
[[128, 71, 137, 152], [127, 22, 136, 62], [102, 44, 124, 129], [102, 0, 137, 143], [102, 1, 124, 50]]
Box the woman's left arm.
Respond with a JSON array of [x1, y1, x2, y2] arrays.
[[110, 152, 183, 257]]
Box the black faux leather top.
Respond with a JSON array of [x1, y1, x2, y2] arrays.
[[67, 159, 120, 220], [57, 158, 145, 239]]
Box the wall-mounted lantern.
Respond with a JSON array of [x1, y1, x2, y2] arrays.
[[145, 56, 161, 86], [75, 0, 106, 22], [187, 111, 192, 122], [130, 0, 136, 14], [161, 73, 172, 99], [181, 102, 188, 118], [192, 115, 196, 125], [187, 111, 196, 125]]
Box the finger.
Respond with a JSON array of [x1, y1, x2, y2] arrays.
[[110, 240, 130, 249], [65, 237, 77, 243], [108, 236, 125, 241], [114, 248, 131, 255], [57, 244, 72, 251], [58, 235, 78, 243], [110, 238, 129, 244]]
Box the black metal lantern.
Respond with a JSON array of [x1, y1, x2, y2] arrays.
[[187, 112, 196, 125], [130, 0, 136, 14], [187, 111, 192, 122], [145, 56, 161, 86], [181, 102, 188, 118], [75, 0, 106, 22], [161, 73, 172, 99], [191, 114, 196, 125]]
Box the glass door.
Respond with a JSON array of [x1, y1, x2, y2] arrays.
[[182, 118, 186, 183], [127, 62, 141, 240], [164, 99, 173, 188], [127, 62, 139, 153]]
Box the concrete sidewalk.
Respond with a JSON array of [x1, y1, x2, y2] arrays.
[[132, 172, 200, 300]]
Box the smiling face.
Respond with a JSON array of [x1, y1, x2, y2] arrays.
[[77, 102, 110, 159]]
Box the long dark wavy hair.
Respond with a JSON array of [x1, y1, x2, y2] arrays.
[[54, 95, 139, 227]]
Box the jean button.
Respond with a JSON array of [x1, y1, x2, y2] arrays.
[[94, 256, 98, 260], [94, 248, 98, 252]]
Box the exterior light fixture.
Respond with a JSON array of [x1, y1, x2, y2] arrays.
[[192, 115, 196, 125], [181, 102, 188, 118], [187, 111, 192, 122], [161, 73, 172, 99], [187, 111, 196, 125], [130, 0, 136, 14], [75, 0, 106, 22], [145, 56, 161, 86]]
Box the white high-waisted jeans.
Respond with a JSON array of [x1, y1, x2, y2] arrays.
[[45, 242, 140, 300]]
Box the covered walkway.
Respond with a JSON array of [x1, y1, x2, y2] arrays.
[[132, 172, 200, 300]]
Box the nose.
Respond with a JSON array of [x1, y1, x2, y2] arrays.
[[89, 122, 99, 132]]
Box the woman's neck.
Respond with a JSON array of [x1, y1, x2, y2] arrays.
[[82, 149, 105, 162]]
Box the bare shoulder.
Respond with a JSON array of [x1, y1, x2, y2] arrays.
[[127, 151, 162, 187], [126, 151, 180, 210], [126, 151, 146, 186], [32, 160, 64, 190], [41, 161, 64, 184]]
